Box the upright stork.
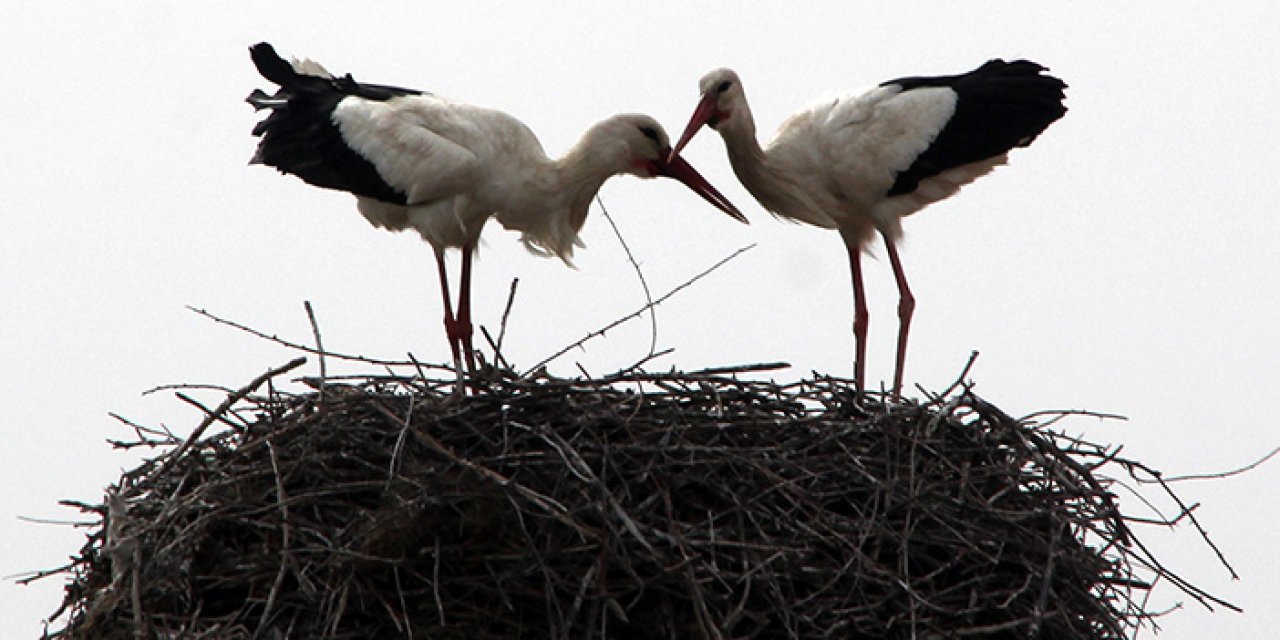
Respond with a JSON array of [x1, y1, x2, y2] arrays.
[[247, 43, 746, 374], [671, 60, 1066, 398]]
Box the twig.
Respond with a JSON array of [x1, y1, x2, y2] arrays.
[[1120, 458, 1241, 583], [15, 516, 97, 527], [596, 195, 658, 358], [497, 278, 519, 365], [188, 306, 425, 368], [432, 536, 446, 627], [686, 361, 790, 377], [1162, 443, 1280, 482], [480, 327, 506, 371], [386, 393, 415, 484], [935, 350, 980, 401], [260, 441, 291, 631], [304, 301, 327, 396], [393, 566, 413, 637], [610, 348, 675, 378], [174, 392, 248, 434], [141, 383, 236, 397], [524, 243, 755, 375], [107, 412, 177, 443], [129, 545, 142, 637], [1019, 408, 1129, 425], [137, 357, 306, 490]]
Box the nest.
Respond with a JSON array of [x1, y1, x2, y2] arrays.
[[38, 358, 1235, 639]]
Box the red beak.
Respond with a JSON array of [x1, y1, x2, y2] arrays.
[[652, 149, 748, 224], [668, 93, 719, 164]]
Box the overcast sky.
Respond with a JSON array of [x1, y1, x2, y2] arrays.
[[3, 3, 1277, 637]]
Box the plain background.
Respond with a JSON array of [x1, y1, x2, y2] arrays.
[[3, 3, 1276, 636]]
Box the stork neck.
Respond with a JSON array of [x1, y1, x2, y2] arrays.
[[494, 136, 613, 261], [715, 97, 758, 154], [553, 144, 614, 213], [717, 109, 818, 221], [718, 112, 787, 210], [714, 101, 768, 182], [722, 127, 767, 179]]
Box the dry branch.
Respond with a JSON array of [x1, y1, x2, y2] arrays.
[[524, 244, 755, 375]]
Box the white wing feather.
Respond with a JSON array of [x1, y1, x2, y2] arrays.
[[765, 85, 965, 239], [333, 95, 483, 205], [823, 86, 956, 202]]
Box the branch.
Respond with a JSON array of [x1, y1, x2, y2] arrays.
[[1162, 443, 1280, 482], [135, 357, 307, 491], [187, 306, 433, 369], [304, 300, 328, 396], [524, 243, 755, 376], [595, 195, 658, 358]]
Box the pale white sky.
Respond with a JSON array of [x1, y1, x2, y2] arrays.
[[3, 3, 1277, 637]]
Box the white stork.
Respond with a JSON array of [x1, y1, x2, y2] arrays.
[[670, 60, 1067, 399], [247, 43, 746, 374]]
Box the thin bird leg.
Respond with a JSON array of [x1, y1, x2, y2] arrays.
[[882, 235, 916, 401], [840, 231, 869, 400], [456, 244, 477, 374], [433, 248, 465, 375]]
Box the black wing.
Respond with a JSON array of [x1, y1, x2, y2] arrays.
[[246, 42, 425, 204], [884, 59, 1067, 197]]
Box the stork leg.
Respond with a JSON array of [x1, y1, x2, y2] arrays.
[[882, 235, 916, 401], [840, 231, 869, 400], [456, 245, 477, 374], [433, 248, 466, 377]]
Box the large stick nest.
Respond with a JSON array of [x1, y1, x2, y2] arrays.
[[41, 360, 1233, 638]]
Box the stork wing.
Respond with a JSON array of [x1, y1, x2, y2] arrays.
[[832, 86, 956, 194], [332, 95, 484, 206], [766, 85, 956, 205]]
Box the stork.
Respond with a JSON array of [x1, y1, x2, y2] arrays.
[[247, 42, 746, 375], [670, 60, 1066, 399]]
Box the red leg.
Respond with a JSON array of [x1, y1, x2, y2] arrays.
[[433, 248, 464, 373], [456, 244, 477, 374], [840, 231, 869, 399], [883, 235, 915, 401]]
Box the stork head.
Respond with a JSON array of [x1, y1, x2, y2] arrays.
[[669, 68, 743, 162], [595, 114, 746, 223]]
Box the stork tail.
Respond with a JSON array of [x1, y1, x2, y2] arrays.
[[249, 42, 300, 87], [245, 88, 287, 111]]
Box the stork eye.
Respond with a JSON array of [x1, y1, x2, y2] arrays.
[[638, 126, 661, 143], [716, 80, 733, 93]]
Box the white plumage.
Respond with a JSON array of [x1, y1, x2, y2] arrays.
[[672, 62, 1066, 398], [248, 43, 744, 374]]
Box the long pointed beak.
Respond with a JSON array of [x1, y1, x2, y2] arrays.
[[668, 93, 718, 163], [653, 149, 748, 224]]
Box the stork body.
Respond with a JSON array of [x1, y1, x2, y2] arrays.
[[673, 60, 1066, 398], [247, 43, 744, 374]]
